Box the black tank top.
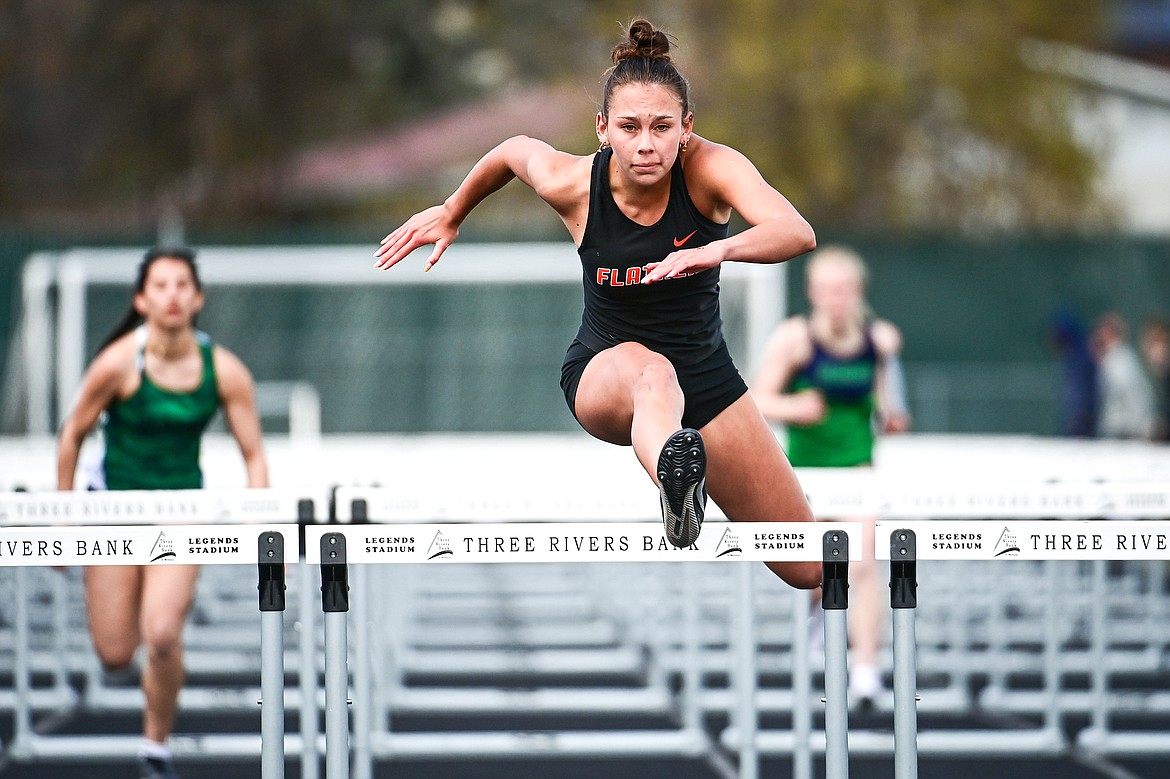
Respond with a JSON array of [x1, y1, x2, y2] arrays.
[[575, 147, 730, 366]]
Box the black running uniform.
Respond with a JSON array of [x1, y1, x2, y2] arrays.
[[560, 147, 748, 430]]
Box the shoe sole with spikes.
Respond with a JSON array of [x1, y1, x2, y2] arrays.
[[657, 428, 706, 548]]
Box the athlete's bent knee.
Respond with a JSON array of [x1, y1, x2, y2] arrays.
[[640, 361, 677, 391], [141, 619, 184, 660], [95, 643, 137, 671], [631, 350, 679, 395]]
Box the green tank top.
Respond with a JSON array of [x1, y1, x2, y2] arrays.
[[102, 329, 220, 490], [785, 327, 877, 468]]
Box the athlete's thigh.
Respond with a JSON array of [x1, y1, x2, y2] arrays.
[[701, 394, 813, 524], [84, 565, 144, 652], [139, 565, 201, 642], [573, 342, 677, 445]]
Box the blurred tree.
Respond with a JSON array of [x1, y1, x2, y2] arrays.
[[0, 0, 593, 227], [0, 0, 1121, 234], [675, 0, 1114, 232]]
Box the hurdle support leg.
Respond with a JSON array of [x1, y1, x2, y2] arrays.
[[259, 530, 287, 779], [890, 529, 918, 779], [291, 498, 321, 779], [321, 532, 351, 779], [299, 535, 321, 779], [1078, 559, 1110, 752], [349, 499, 373, 779], [734, 563, 758, 779], [822, 529, 851, 779], [791, 586, 812, 779], [11, 567, 33, 759]]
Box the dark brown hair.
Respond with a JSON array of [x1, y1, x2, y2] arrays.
[[98, 246, 202, 354], [601, 19, 690, 118]]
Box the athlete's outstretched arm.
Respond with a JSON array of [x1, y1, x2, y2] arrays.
[[872, 319, 912, 433], [642, 139, 815, 284], [215, 346, 269, 489], [56, 339, 132, 490], [749, 317, 826, 427], [374, 136, 560, 272]]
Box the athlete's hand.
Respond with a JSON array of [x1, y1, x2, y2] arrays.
[[881, 411, 912, 434], [784, 389, 828, 427], [640, 243, 724, 285], [374, 204, 460, 272]]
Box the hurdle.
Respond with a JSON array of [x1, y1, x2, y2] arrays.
[[875, 497, 1170, 773], [310, 486, 861, 779], [7, 470, 1169, 777], [0, 489, 310, 779], [317, 475, 1170, 779], [715, 475, 1170, 779]]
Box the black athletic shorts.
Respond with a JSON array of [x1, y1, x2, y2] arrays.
[[559, 339, 748, 431]]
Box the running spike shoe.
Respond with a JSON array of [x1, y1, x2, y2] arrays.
[[139, 755, 180, 779], [657, 428, 707, 548]]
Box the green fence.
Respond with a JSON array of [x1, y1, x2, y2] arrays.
[[2, 232, 1167, 436]]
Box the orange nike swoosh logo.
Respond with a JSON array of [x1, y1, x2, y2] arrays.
[[673, 231, 697, 248]]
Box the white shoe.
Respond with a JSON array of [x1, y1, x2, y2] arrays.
[[849, 662, 882, 710]]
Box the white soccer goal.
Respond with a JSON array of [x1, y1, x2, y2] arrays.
[[10, 243, 787, 435]]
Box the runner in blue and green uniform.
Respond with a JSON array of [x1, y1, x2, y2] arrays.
[[752, 245, 910, 710]]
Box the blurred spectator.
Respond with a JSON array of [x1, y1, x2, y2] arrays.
[[1092, 312, 1155, 440], [1046, 309, 1098, 437], [1140, 317, 1170, 442]]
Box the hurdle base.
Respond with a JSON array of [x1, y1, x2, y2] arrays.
[[699, 684, 969, 715], [1076, 727, 1170, 756], [0, 687, 78, 712], [723, 726, 1066, 757], [981, 687, 1170, 715], [82, 684, 310, 712], [383, 685, 673, 715], [4, 732, 313, 762], [365, 727, 713, 760], [398, 645, 644, 677]]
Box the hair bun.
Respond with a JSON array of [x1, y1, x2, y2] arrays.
[[612, 18, 671, 65]]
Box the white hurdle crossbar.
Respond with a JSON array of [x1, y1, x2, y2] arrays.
[[0, 489, 311, 779], [11, 479, 1167, 778], [876, 517, 1170, 779], [319, 486, 862, 779], [763, 477, 1170, 779], [318, 479, 1170, 779]]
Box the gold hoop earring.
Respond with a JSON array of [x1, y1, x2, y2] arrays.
[[680, 138, 689, 152]]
